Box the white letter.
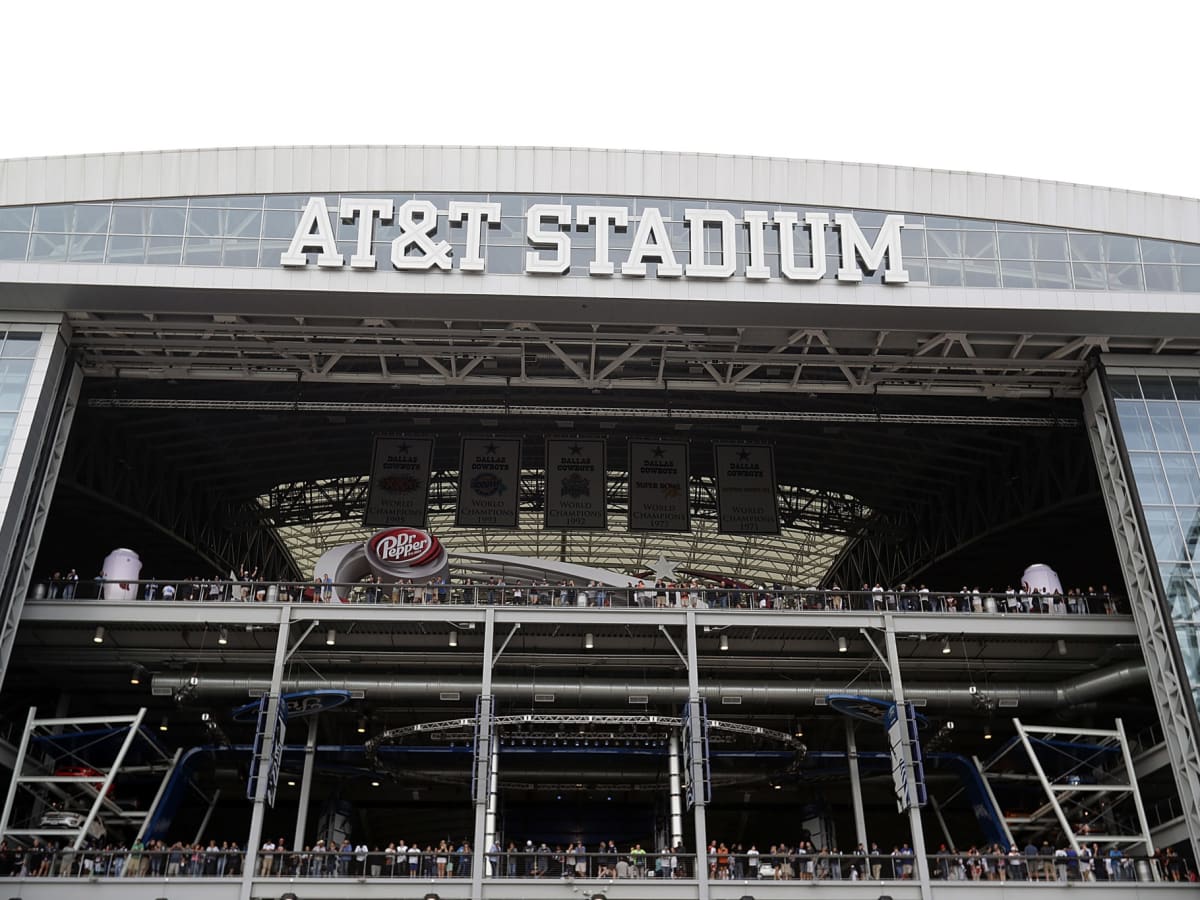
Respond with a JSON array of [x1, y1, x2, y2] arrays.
[[621, 207, 682, 277], [448, 201, 502, 272], [576, 205, 629, 275], [525, 204, 572, 274], [280, 197, 342, 268], [684, 209, 738, 278], [777, 212, 829, 281], [743, 210, 770, 279], [835, 213, 909, 283], [339, 198, 394, 270]]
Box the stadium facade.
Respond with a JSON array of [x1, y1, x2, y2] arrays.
[[0, 146, 1197, 900]]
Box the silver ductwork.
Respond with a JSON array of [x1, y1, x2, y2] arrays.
[[152, 663, 1147, 712]]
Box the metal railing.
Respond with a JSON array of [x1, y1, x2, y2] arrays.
[[0, 848, 245, 877]]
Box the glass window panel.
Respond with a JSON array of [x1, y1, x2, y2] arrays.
[[33, 206, 72, 233], [260, 241, 290, 268], [27, 233, 68, 261], [1175, 244, 1200, 265], [1115, 399, 1153, 449], [1181, 405, 1200, 447], [484, 245, 523, 274], [183, 238, 222, 266], [106, 234, 147, 263], [186, 208, 221, 237], [221, 240, 260, 267], [1175, 379, 1200, 402], [963, 259, 999, 287], [928, 259, 963, 285], [265, 195, 311, 210], [1069, 233, 1103, 261], [1163, 453, 1200, 504], [67, 233, 106, 262], [222, 209, 262, 238], [0, 412, 14, 458], [1106, 263, 1144, 291], [0, 233, 27, 260], [1000, 259, 1035, 287], [1142, 375, 1176, 399], [145, 235, 183, 265], [1033, 233, 1069, 260], [1072, 262, 1106, 290], [263, 210, 303, 239], [1108, 374, 1142, 399], [1141, 239, 1174, 264], [0, 360, 31, 409], [1104, 235, 1140, 263], [148, 207, 186, 235], [998, 232, 1032, 259], [1162, 567, 1200, 620], [963, 231, 996, 258], [72, 205, 110, 234], [111, 206, 153, 234], [1129, 452, 1172, 504], [2, 334, 39, 356], [0, 207, 33, 231], [190, 195, 263, 209], [1034, 261, 1071, 288], [1144, 507, 1188, 562], [926, 230, 962, 257], [924, 216, 963, 229], [1181, 267, 1200, 293], [900, 227, 926, 257], [904, 259, 928, 282], [1149, 400, 1189, 449], [1145, 265, 1180, 292]]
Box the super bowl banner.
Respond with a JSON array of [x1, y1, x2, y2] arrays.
[[545, 438, 607, 530], [713, 443, 780, 534], [628, 440, 691, 532], [456, 437, 522, 527], [363, 437, 434, 528]]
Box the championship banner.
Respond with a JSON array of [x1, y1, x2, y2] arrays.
[[545, 438, 607, 530], [363, 437, 434, 528], [713, 443, 780, 534], [456, 437, 522, 528], [628, 440, 690, 532]]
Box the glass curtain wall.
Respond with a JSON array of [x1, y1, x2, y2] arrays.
[[1109, 368, 1200, 719]]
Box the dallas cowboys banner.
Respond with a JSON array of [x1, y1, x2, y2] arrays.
[[628, 440, 691, 532], [713, 443, 780, 534], [544, 438, 607, 530], [457, 437, 522, 528], [363, 436, 434, 528]]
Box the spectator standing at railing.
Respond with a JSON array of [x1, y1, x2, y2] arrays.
[[63, 568, 79, 599]]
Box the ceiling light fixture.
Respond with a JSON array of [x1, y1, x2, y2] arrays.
[[837, 636, 848, 653], [1057, 639, 1068, 656], [93, 625, 105, 644], [357, 716, 367, 734], [585, 633, 594, 650], [984, 724, 993, 740], [129, 665, 144, 685], [941, 637, 952, 655], [218, 627, 228, 645], [719, 635, 729, 652], [448, 630, 458, 648], [159, 716, 169, 732], [326, 628, 336, 646]]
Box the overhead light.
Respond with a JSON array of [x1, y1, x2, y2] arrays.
[[357, 716, 367, 734], [93, 625, 105, 644], [941, 637, 952, 655], [984, 724, 993, 740], [287, 779, 296, 787], [130, 665, 144, 685], [837, 636, 848, 653], [794, 722, 804, 738], [218, 627, 228, 646], [1057, 639, 1068, 656], [371, 780, 380, 787], [448, 630, 458, 648], [326, 628, 336, 646], [201, 712, 210, 722], [159, 716, 169, 732], [585, 633, 594, 650], [773, 783, 782, 790], [719, 635, 729, 652]]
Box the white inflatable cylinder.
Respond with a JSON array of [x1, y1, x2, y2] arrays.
[[101, 548, 142, 601], [1020, 563, 1063, 595]]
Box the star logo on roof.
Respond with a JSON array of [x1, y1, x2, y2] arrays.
[[485, 442, 498, 454], [649, 554, 678, 581], [652, 446, 665, 458], [397, 442, 410, 453], [737, 448, 751, 461], [569, 444, 583, 455]]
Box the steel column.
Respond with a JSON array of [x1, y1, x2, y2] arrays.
[[845, 718, 869, 853], [293, 714, 319, 850], [471, 606, 497, 899], [684, 610, 710, 900]]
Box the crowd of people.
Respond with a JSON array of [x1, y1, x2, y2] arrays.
[[0, 834, 1189, 882], [42, 565, 1123, 615]]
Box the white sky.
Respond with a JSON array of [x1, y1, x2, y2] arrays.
[[5, 0, 1198, 198]]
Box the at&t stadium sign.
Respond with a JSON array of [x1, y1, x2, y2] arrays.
[[281, 197, 910, 283]]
